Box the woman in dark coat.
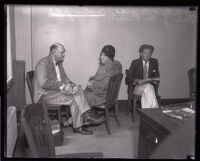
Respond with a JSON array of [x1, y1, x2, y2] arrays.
[[84, 45, 122, 107]]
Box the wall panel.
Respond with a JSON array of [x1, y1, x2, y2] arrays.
[[14, 6, 197, 101]]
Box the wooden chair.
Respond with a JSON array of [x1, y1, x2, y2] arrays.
[[125, 69, 160, 122], [21, 103, 103, 158], [26, 71, 70, 128], [93, 73, 123, 135], [188, 68, 196, 101]]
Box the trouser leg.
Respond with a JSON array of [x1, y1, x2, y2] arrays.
[[69, 101, 83, 128], [73, 87, 91, 114], [133, 83, 159, 109], [40, 91, 85, 128]]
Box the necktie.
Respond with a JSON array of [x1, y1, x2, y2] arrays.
[[143, 61, 148, 79]]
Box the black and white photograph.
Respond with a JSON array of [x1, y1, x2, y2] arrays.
[[4, 4, 198, 159]]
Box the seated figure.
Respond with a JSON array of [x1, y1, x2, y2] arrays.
[[84, 45, 122, 108], [33, 43, 105, 135], [126, 44, 160, 109]]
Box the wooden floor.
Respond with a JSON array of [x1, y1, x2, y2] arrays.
[[12, 99, 189, 158]]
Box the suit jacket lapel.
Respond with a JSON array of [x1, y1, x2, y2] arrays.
[[148, 58, 153, 77], [47, 55, 57, 78], [139, 59, 143, 78]]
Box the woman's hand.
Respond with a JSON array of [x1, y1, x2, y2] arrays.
[[86, 80, 93, 91], [89, 76, 95, 81], [71, 84, 81, 94]]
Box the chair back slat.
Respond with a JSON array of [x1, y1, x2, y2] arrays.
[[26, 71, 34, 103], [21, 102, 56, 157], [106, 74, 123, 109]]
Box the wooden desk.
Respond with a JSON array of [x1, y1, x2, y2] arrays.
[[137, 105, 195, 159]]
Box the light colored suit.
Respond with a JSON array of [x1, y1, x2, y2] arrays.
[[84, 60, 122, 107], [33, 55, 90, 128], [33, 55, 71, 103]]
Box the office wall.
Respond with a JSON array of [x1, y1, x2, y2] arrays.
[[14, 6, 32, 103], [14, 6, 197, 103]]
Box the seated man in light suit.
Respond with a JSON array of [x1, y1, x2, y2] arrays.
[[127, 44, 160, 109], [84, 45, 122, 109], [33, 43, 104, 135]]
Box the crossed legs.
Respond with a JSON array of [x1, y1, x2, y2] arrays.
[[133, 83, 159, 109]]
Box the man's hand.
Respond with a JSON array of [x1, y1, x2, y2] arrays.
[[60, 83, 73, 95], [152, 80, 159, 86], [135, 78, 160, 85], [135, 79, 145, 85]]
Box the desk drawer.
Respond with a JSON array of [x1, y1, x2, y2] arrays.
[[138, 118, 167, 158]]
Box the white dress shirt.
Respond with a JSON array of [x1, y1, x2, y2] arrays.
[[52, 59, 61, 82]]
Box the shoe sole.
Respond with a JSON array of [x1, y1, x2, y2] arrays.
[[73, 130, 93, 135], [83, 120, 105, 126]]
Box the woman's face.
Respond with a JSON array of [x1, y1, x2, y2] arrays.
[[99, 52, 109, 64]]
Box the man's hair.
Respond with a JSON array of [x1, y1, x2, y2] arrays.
[[50, 43, 64, 52], [139, 44, 154, 53]]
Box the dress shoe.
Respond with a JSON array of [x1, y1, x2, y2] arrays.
[[73, 127, 93, 135], [83, 114, 105, 126], [96, 110, 105, 117], [91, 108, 105, 117]]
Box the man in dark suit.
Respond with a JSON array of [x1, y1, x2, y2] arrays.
[[126, 44, 160, 108], [33, 43, 104, 135]]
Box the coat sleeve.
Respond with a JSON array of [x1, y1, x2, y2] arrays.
[[126, 60, 137, 84], [92, 63, 121, 94], [35, 60, 62, 91], [151, 59, 160, 78]]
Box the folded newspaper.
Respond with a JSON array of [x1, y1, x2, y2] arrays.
[[162, 108, 195, 121], [143, 77, 162, 84]]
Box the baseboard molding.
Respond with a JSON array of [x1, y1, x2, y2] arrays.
[[118, 98, 190, 105]]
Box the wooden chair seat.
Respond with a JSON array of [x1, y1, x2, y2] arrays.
[[26, 71, 70, 128]]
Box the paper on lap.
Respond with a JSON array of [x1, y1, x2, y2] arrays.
[[143, 77, 162, 83]]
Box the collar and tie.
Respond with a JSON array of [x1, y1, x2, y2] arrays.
[[143, 61, 148, 79]]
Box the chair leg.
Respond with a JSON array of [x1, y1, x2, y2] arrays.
[[132, 99, 137, 123], [114, 115, 120, 127], [64, 106, 71, 121], [114, 104, 120, 127], [105, 110, 111, 135], [157, 96, 161, 106], [127, 99, 132, 116], [57, 109, 62, 128]]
